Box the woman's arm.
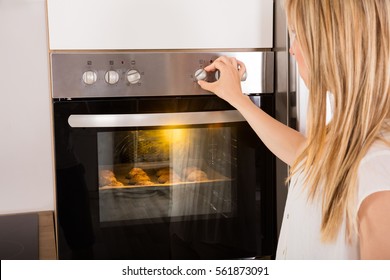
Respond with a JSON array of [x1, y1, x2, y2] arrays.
[[198, 56, 306, 165], [358, 191, 390, 259]]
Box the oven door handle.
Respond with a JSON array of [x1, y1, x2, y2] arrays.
[[68, 110, 245, 128]]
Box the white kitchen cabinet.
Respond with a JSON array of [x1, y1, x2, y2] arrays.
[[0, 0, 54, 214], [47, 0, 273, 50]]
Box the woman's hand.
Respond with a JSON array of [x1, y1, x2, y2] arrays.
[[197, 56, 247, 107], [199, 56, 306, 165]]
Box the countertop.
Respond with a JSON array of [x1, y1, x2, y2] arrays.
[[0, 211, 56, 260]]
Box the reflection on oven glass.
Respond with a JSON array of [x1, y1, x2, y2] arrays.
[[97, 127, 236, 224]]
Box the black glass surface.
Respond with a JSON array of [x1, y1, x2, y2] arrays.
[[53, 95, 276, 259], [0, 213, 39, 260]]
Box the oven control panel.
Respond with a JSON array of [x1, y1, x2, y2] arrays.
[[51, 51, 274, 99]]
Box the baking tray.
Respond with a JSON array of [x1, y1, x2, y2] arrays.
[[99, 162, 231, 190]]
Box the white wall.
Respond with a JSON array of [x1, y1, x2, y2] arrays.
[[296, 75, 334, 136], [0, 0, 54, 214], [296, 76, 309, 135]]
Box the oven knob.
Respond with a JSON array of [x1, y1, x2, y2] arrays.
[[194, 69, 207, 81], [104, 70, 119, 85], [214, 70, 220, 80], [241, 71, 248, 81], [127, 69, 141, 84], [214, 70, 247, 81], [82, 71, 97, 85]]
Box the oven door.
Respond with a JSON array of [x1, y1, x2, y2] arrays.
[[53, 95, 276, 259]]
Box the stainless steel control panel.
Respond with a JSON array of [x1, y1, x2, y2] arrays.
[[51, 51, 274, 98]]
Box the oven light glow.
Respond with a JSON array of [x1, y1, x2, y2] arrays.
[[162, 129, 187, 143], [171, 129, 186, 143]]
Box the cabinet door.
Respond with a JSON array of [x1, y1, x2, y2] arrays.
[[47, 0, 273, 50]]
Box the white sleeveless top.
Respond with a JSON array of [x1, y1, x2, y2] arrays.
[[276, 132, 390, 259]]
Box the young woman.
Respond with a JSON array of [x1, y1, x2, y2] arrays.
[[198, 0, 390, 259]]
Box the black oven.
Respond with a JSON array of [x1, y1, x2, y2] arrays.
[[51, 51, 276, 259]]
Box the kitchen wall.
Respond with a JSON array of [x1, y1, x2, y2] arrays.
[[296, 76, 333, 136], [0, 0, 54, 214]]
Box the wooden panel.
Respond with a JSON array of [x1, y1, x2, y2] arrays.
[[38, 211, 57, 260]]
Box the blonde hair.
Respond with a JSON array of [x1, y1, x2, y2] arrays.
[[284, 0, 390, 242]]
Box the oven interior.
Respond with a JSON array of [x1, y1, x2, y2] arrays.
[[97, 125, 237, 224]]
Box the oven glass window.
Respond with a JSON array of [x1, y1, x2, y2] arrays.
[[97, 126, 236, 224]]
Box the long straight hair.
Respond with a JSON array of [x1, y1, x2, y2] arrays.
[[284, 0, 390, 242]]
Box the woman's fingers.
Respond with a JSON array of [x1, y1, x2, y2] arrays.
[[197, 79, 213, 91], [203, 56, 245, 79], [198, 56, 246, 96]]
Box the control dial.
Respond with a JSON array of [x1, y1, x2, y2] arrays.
[[82, 71, 97, 85], [214, 70, 220, 81], [104, 70, 119, 85], [241, 71, 248, 81], [194, 69, 207, 81], [214, 70, 247, 81], [127, 69, 141, 84]]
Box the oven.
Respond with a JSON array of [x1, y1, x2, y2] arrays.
[[51, 51, 276, 259]]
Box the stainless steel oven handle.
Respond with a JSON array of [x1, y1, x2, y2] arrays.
[[68, 110, 245, 128]]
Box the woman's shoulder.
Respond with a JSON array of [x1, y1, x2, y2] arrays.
[[360, 140, 390, 164], [361, 127, 390, 163], [357, 135, 390, 207]]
